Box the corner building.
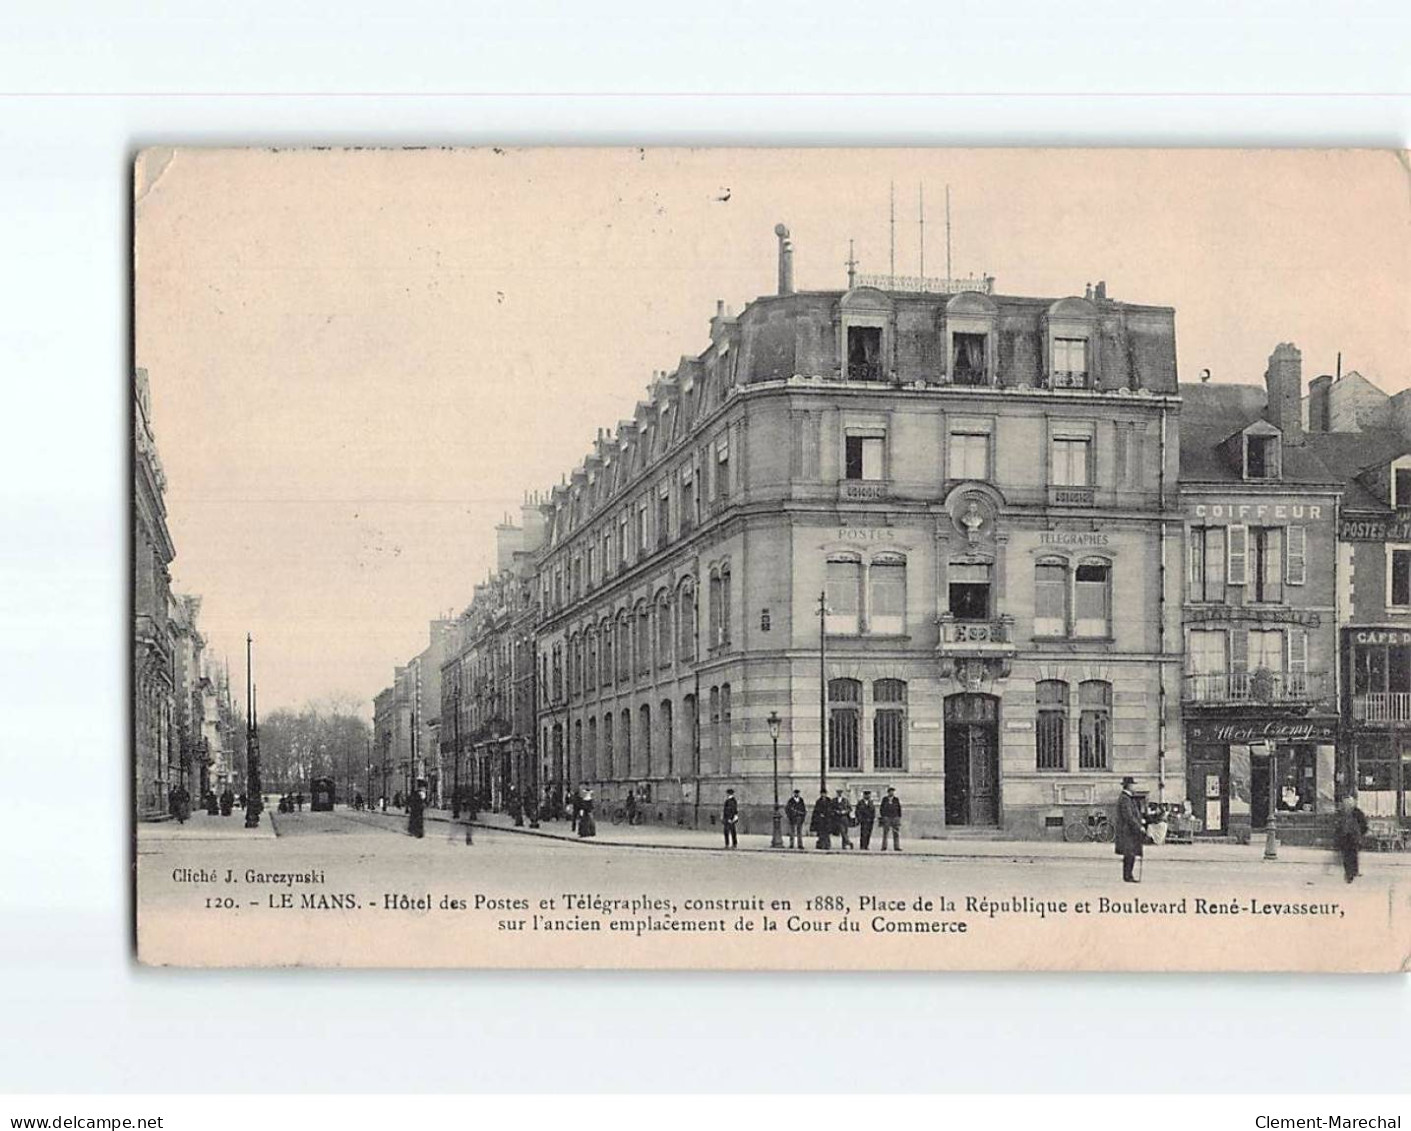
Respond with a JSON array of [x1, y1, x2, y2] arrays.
[[535, 234, 1183, 837]]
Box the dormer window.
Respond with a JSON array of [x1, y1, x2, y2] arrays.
[[1051, 338, 1089, 388], [1245, 433, 1282, 480], [952, 333, 988, 386], [1392, 457, 1411, 508], [847, 326, 883, 382]]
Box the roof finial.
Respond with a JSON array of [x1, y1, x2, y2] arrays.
[[846, 239, 857, 289]]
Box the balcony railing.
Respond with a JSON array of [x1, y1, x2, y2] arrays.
[[1353, 693, 1411, 724], [1048, 484, 1096, 507], [938, 615, 1016, 651], [846, 361, 884, 382], [838, 478, 889, 502], [1183, 670, 1328, 705]]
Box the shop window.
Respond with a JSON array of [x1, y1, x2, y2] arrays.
[[948, 431, 990, 481], [869, 556, 907, 635], [1034, 560, 1068, 636], [873, 680, 907, 771], [1389, 545, 1411, 608], [1275, 745, 1316, 813], [845, 434, 885, 481], [827, 678, 861, 770], [949, 562, 992, 621], [1051, 338, 1089, 388], [826, 557, 863, 634], [1036, 680, 1068, 771], [1051, 437, 1091, 487], [1078, 681, 1111, 769], [847, 326, 884, 382], [952, 333, 987, 386], [1073, 560, 1111, 637]]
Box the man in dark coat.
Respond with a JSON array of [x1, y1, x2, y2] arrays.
[[1334, 794, 1369, 883], [509, 788, 524, 827], [407, 786, 426, 838], [785, 789, 808, 850], [833, 791, 853, 849], [524, 789, 540, 828], [879, 787, 902, 850], [1115, 776, 1144, 882], [855, 790, 877, 850], [219, 788, 234, 817], [810, 790, 833, 850], [722, 789, 739, 848]]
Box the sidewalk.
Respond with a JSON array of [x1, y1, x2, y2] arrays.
[[394, 807, 1411, 868], [137, 809, 277, 842]]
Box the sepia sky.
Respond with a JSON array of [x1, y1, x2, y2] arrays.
[[135, 148, 1411, 716]]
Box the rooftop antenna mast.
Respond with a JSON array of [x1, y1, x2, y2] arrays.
[[919, 184, 925, 280], [946, 184, 953, 282], [846, 239, 857, 289], [888, 181, 895, 287]]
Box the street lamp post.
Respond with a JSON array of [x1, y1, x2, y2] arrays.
[[452, 683, 463, 820], [1263, 743, 1279, 860], [768, 710, 783, 848]]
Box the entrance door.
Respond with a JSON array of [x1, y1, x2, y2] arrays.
[[944, 694, 1000, 826], [1186, 747, 1228, 835], [1250, 751, 1270, 831]]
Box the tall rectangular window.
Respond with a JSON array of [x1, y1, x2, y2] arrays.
[[1251, 527, 1284, 603], [1034, 561, 1067, 636], [1247, 629, 1285, 673], [1078, 681, 1111, 769], [1051, 437, 1091, 487], [1390, 546, 1411, 608], [657, 492, 670, 546], [873, 679, 906, 771], [717, 438, 731, 501], [952, 333, 987, 385], [949, 562, 991, 621], [826, 558, 863, 634], [1074, 561, 1111, 637], [1396, 468, 1411, 508], [845, 435, 884, 480], [868, 558, 906, 635], [847, 326, 883, 381], [948, 432, 990, 481], [1036, 680, 1068, 771], [827, 679, 861, 770], [1052, 338, 1089, 387]]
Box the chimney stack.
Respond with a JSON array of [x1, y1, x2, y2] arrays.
[[774, 223, 794, 295], [1264, 342, 1304, 444], [1308, 374, 1333, 433]]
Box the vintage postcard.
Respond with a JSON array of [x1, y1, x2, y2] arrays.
[[133, 147, 1411, 970]]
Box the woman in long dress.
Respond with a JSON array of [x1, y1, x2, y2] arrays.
[[577, 786, 596, 838]]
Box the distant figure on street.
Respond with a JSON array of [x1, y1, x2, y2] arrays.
[[524, 790, 540, 828], [1116, 776, 1144, 883], [295, 792, 305, 812], [236, 792, 246, 811], [569, 787, 583, 829], [577, 785, 596, 838], [833, 791, 853, 850], [855, 790, 876, 850], [352, 791, 364, 812], [879, 787, 902, 851], [509, 788, 524, 827], [219, 788, 234, 817], [393, 790, 403, 811], [625, 790, 639, 826], [1334, 794, 1369, 883], [810, 790, 833, 850], [378, 795, 387, 813], [171, 786, 191, 825], [204, 791, 219, 816], [785, 789, 808, 850], [407, 786, 426, 838], [722, 789, 739, 848]]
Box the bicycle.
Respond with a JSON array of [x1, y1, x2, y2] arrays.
[[1064, 808, 1115, 844]]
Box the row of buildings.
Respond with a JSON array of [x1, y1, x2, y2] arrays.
[[375, 227, 1411, 843], [134, 368, 240, 818]]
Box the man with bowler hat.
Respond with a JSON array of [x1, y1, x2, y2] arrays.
[[855, 789, 877, 850], [1115, 776, 1144, 882], [785, 789, 808, 849], [878, 787, 902, 851]]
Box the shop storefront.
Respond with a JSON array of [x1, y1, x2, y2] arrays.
[[1344, 627, 1411, 822], [1183, 717, 1338, 843]]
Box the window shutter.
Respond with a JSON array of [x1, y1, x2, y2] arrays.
[[1287, 628, 1308, 675], [1286, 525, 1306, 585], [1189, 529, 1202, 594], [1227, 524, 1248, 585], [1230, 627, 1248, 673]]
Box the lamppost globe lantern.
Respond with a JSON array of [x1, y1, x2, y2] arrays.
[[767, 711, 780, 741]]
